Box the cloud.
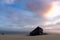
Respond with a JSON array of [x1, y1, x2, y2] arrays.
[[0, 0, 60, 32], [5, 0, 15, 4], [44, 18, 60, 30], [0, 0, 15, 4], [27, 0, 52, 18], [0, 8, 44, 31]]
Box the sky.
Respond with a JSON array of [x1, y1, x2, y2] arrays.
[[0, 0, 60, 32]]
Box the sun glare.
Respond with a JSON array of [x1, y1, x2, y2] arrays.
[[45, 2, 60, 20]]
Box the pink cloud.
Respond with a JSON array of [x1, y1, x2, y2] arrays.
[[28, 0, 52, 18]]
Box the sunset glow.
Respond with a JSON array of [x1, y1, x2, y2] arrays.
[[45, 2, 60, 20]]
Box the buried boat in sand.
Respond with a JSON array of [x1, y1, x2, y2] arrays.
[[29, 26, 44, 36]]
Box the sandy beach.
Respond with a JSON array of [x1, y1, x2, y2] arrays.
[[0, 33, 60, 40]]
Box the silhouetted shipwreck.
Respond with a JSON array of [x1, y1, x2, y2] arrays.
[[29, 26, 43, 36]]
